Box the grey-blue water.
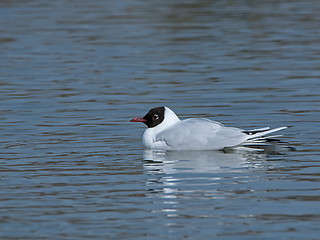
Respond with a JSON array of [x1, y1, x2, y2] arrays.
[[1, 0, 319, 239]]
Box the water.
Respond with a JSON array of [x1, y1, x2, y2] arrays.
[[1, 0, 320, 239]]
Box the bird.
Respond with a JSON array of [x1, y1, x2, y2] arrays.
[[130, 106, 289, 151]]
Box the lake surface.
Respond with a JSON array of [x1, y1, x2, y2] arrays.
[[1, 0, 320, 239]]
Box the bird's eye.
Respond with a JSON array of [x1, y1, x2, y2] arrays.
[[153, 114, 159, 120]]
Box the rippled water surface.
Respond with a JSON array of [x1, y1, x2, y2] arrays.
[[1, 0, 320, 239]]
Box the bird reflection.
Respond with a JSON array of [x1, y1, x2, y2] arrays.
[[142, 147, 296, 233], [142, 149, 270, 219], [143, 149, 267, 174]]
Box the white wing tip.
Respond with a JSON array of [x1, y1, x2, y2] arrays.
[[246, 126, 291, 140]]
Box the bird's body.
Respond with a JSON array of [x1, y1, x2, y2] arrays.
[[131, 106, 288, 151]]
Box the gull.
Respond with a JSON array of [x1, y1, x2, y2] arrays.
[[130, 106, 288, 151]]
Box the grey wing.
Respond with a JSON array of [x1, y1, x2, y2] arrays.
[[156, 118, 248, 150]]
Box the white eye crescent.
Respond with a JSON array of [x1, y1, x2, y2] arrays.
[[153, 114, 159, 120]]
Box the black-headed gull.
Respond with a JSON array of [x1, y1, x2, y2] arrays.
[[130, 106, 288, 151]]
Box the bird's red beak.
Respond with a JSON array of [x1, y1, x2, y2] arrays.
[[130, 117, 147, 123]]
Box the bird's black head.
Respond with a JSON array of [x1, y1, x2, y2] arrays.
[[142, 106, 165, 128], [130, 106, 165, 128]]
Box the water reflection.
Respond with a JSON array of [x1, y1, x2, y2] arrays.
[[143, 149, 270, 225], [143, 149, 267, 174]]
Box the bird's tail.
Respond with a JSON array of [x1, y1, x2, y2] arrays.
[[242, 126, 289, 145]]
